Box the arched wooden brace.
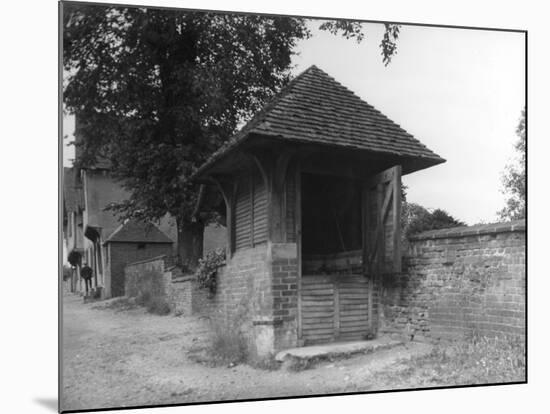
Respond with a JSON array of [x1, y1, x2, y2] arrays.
[[210, 175, 237, 257], [245, 150, 295, 243]]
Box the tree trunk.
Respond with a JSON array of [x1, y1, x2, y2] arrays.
[[177, 220, 204, 272]]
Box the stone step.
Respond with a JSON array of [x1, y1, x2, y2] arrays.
[[275, 337, 403, 363]]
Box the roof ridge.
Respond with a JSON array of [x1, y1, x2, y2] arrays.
[[104, 219, 173, 244]]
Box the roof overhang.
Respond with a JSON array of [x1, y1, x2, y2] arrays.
[[193, 133, 446, 183]]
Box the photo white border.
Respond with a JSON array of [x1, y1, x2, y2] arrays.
[[1, 0, 545, 413]]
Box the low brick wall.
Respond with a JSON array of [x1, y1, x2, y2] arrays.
[[125, 256, 214, 316], [125, 256, 171, 302], [380, 220, 525, 341]]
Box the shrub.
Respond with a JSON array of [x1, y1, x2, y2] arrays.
[[135, 291, 171, 315], [135, 291, 152, 307], [195, 248, 226, 295], [403, 203, 466, 237], [209, 320, 248, 365], [146, 296, 171, 315]]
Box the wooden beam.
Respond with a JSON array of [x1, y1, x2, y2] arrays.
[[211, 175, 236, 257], [296, 163, 303, 341], [367, 167, 395, 187], [392, 165, 402, 273]]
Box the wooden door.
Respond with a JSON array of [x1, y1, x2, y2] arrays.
[[363, 165, 402, 334]]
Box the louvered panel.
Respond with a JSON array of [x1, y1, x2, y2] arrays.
[[235, 178, 251, 250], [300, 274, 370, 345], [301, 275, 334, 344], [253, 174, 268, 245], [285, 171, 296, 242], [338, 275, 369, 338]]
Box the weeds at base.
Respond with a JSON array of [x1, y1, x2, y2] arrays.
[[135, 292, 171, 315], [372, 334, 525, 387], [91, 297, 139, 312]]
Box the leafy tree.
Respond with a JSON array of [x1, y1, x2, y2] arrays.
[[498, 109, 526, 221], [63, 3, 400, 268], [403, 202, 465, 237]]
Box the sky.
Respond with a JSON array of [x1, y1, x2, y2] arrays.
[[63, 19, 525, 225]]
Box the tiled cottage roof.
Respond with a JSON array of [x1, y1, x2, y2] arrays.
[[104, 220, 173, 244], [195, 65, 444, 177], [63, 167, 84, 213]]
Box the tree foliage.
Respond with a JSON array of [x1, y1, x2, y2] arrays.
[[62, 4, 401, 264], [498, 109, 526, 221], [318, 21, 400, 65], [403, 202, 466, 237]]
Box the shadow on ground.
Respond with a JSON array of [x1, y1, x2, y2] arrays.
[[34, 398, 58, 412]]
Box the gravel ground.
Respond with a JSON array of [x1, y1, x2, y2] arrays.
[[61, 292, 433, 412]]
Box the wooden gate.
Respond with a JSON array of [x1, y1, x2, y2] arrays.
[[301, 274, 371, 344]]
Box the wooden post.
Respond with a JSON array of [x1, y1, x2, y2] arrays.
[[392, 166, 402, 273], [296, 163, 303, 342], [212, 176, 236, 258]]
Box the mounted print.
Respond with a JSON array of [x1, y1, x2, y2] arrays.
[[61, 1, 526, 412]]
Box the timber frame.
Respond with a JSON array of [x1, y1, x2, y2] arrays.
[[191, 65, 444, 349]]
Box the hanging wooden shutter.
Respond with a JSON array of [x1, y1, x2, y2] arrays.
[[235, 177, 252, 250], [253, 173, 268, 245], [364, 165, 402, 274]]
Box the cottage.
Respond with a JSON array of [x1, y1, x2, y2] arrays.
[[194, 65, 445, 355], [66, 118, 179, 298], [103, 220, 174, 297], [63, 167, 85, 292]]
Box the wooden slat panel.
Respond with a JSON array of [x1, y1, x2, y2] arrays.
[[253, 173, 268, 245], [285, 168, 296, 242], [235, 177, 251, 250], [300, 273, 371, 344]]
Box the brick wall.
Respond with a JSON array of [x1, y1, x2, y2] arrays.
[[271, 244, 299, 351], [199, 242, 299, 356], [380, 220, 525, 341], [125, 256, 170, 300], [124, 256, 202, 316]]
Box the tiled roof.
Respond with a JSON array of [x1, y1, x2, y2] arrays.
[[104, 220, 174, 244], [63, 167, 84, 213], [195, 65, 444, 177]]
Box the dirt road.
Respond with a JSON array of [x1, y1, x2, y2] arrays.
[[61, 293, 433, 411]]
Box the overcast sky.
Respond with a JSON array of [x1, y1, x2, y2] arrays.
[[63, 19, 525, 225]]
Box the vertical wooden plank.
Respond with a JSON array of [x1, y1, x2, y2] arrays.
[[392, 165, 402, 273], [376, 183, 385, 275], [249, 176, 254, 248], [296, 164, 303, 342], [361, 183, 368, 275], [363, 182, 374, 335]]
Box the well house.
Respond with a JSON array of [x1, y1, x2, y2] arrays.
[[193, 65, 445, 356]]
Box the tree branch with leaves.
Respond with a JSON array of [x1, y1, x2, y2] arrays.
[[63, 4, 401, 268]]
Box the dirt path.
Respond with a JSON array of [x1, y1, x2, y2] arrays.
[[61, 293, 433, 411]]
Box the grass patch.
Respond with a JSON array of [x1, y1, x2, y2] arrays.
[[92, 297, 139, 312], [208, 321, 248, 366], [372, 334, 525, 388]]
